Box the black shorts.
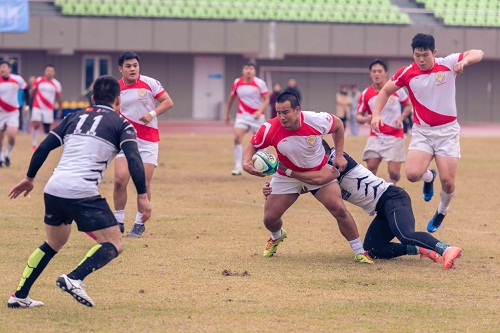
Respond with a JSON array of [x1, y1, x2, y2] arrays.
[[44, 193, 118, 232], [375, 186, 413, 217]]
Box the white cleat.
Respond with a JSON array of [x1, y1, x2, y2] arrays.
[[7, 294, 44, 308], [56, 274, 94, 307]]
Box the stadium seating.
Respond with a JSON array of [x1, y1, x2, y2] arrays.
[[53, 0, 412, 25], [416, 0, 500, 27]]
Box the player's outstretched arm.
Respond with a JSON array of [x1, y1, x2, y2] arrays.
[[371, 81, 400, 132], [330, 115, 347, 172], [454, 49, 484, 75], [224, 94, 237, 124]]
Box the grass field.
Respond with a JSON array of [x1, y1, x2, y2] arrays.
[[1, 132, 499, 332]]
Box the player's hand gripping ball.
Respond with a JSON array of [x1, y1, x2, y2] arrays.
[[253, 150, 278, 175]]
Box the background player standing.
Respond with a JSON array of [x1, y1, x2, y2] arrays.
[[356, 59, 412, 185], [114, 51, 174, 238], [7, 75, 151, 308], [0, 60, 28, 167], [224, 62, 269, 176], [30, 64, 63, 151], [371, 33, 484, 232]]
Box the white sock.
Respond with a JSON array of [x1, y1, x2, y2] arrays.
[[233, 144, 243, 169], [5, 143, 13, 157], [135, 212, 144, 225], [270, 230, 282, 240], [438, 189, 455, 215], [419, 169, 434, 183], [31, 127, 38, 147], [114, 210, 125, 224], [348, 237, 365, 255]]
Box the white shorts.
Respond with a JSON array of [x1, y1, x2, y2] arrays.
[[234, 113, 266, 133], [31, 107, 54, 124], [409, 121, 461, 158], [270, 172, 336, 195], [0, 110, 19, 131], [362, 136, 406, 163], [116, 138, 159, 166]]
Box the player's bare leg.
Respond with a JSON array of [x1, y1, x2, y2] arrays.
[[127, 163, 155, 238], [387, 161, 402, 185], [365, 157, 382, 177], [231, 127, 248, 175], [314, 182, 373, 263], [427, 155, 458, 232], [113, 156, 130, 233], [262, 193, 298, 256], [405, 150, 434, 182], [3, 125, 18, 167], [31, 120, 42, 151]]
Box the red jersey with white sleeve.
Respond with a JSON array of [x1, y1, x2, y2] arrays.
[[0, 74, 27, 112], [251, 111, 335, 175], [358, 86, 409, 138], [230, 76, 268, 116], [119, 74, 166, 142], [391, 53, 463, 127], [32, 76, 62, 112]]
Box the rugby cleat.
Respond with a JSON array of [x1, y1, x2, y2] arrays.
[[7, 294, 44, 308], [442, 247, 462, 270], [231, 168, 242, 176], [56, 274, 94, 307], [427, 210, 446, 233], [355, 251, 374, 264], [422, 169, 436, 202], [263, 229, 287, 257], [4, 156, 10, 167], [127, 223, 145, 238], [419, 247, 443, 263], [118, 222, 125, 234]]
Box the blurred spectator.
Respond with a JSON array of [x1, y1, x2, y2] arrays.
[[335, 84, 352, 131], [284, 77, 301, 102], [269, 83, 281, 118], [348, 84, 360, 136]]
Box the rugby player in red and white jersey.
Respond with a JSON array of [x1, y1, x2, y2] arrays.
[[356, 59, 412, 185], [0, 60, 28, 168], [30, 65, 63, 151], [371, 33, 484, 233], [242, 92, 373, 264], [225, 62, 269, 176], [114, 51, 174, 237]]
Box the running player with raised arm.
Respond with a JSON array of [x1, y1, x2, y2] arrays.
[[114, 51, 174, 237], [371, 33, 484, 232], [30, 64, 63, 151], [242, 92, 372, 263], [7, 75, 151, 308], [0, 60, 28, 167], [225, 62, 269, 176], [356, 59, 412, 185], [266, 140, 462, 270]]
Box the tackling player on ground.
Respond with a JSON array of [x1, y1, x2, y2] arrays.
[[265, 140, 462, 270]]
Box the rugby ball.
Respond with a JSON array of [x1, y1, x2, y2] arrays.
[[253, 150, 278, 175]]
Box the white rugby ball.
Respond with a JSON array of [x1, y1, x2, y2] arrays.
[[253, 150, 278, 175]]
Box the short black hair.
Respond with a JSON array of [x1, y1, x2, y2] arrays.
[[0, 60, 11, 68], [276, 92, 300, 109], [243, 61, 257, 70], [411, 33, 435, 52], [118, 51, 140, 67], [45, 64, 56, 70], [92, 75, 120, 105], [369, 59, 388, 72]]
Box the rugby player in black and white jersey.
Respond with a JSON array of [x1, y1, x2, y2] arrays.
[[264, 140, 463, 270], [7, 75, 151, 308]]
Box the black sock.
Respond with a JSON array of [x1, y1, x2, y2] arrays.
[[67, 242, 118, 281], [15, 242, 57, 299]]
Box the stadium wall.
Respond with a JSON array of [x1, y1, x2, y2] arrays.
[[1, 16, 499, 123]]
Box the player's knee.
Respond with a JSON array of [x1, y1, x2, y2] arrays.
[[440, 178, 455, 192], [389, 171, 400, 182], [113, 177, 128, 191], [406, 171, 421, 183]]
